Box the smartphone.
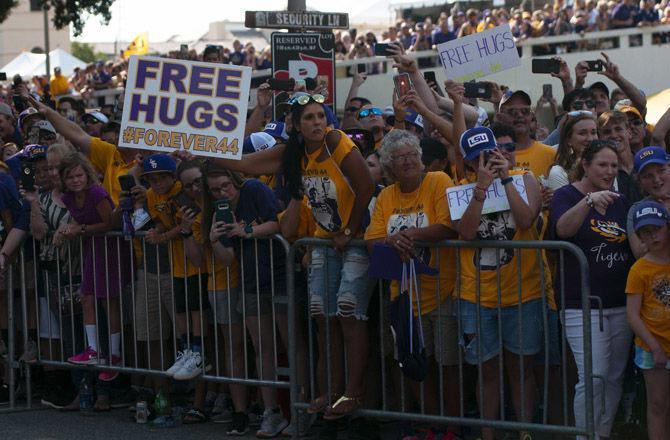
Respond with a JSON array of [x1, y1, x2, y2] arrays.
[[393, 73, 413, 99], [585, 60, 603, 72], [28, 126, 40, 145], [464, 82, 492, 99], [12, 74, 26, 113], [532, 58, 560, 74], [20, 162, 35, 191], [423, 71, 444, 97], [215, 199, 234, 224], [172, 191, 201, 215], [374, 43, 391, 56], [118, 174, 136, 193], [357, 63, 366, 74], [542, 84, 553, 100], [0, 72, 7, 81], [268, 78, 295, 91]]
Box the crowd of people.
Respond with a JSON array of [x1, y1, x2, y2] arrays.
[[0, 20, 670, 440]]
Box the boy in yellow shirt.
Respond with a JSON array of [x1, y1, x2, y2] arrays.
[[626, 200, 670, 440], [142, 154, 210, 380]]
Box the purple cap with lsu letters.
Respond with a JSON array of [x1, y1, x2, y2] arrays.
[[459, 126, 497, 161]]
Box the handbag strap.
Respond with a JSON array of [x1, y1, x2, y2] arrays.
[[410, 259, 425, 347]]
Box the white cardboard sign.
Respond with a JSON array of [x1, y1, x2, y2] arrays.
[[446, 175, 528, 221], [436, 24, 521, 83]]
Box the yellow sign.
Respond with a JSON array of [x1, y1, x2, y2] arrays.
[[123, 33, 149, 59]]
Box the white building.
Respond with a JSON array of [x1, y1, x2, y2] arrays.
[[0, 0, 70, 67]]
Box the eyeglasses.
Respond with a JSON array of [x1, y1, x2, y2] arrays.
[[357, 107, 383, 119], [502, 106, 531, 116], [567, 110, 594, 117], [391, 151, 420, 163], [287, 94, 326, 106], [628, 118, 643, 127], [571, 100, 595, 110], [209, 181, 234, 194], [39, 133, 57, 142], [497, 142, 516, 152], [181, 177, 202, 191]]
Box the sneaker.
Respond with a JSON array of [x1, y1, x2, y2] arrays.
[[256, 407, 289, 438], [282, 410, 316, 437], [68, 347, 103, 365], [166, 349, 191, 376], [173, 351, 209, 381], [211, 393, 231, 415], [98, 355, 121, 382], [226, 411, 250, 436], [19, 338, 38, 363]]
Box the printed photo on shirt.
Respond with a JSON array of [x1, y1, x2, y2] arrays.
[[303, 175, 342, 232], [476, 211, 516, 270]]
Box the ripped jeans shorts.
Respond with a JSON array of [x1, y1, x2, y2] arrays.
[[308, 245, 371, 320]]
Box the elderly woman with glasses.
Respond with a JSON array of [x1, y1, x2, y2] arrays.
[[211, 92, 375, 419], [549, 139, 633, 440], [364, 129, 462, 432], [545, 112, 598, 190]]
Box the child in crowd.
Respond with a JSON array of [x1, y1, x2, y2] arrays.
[[142, 154, 210, 381], [58, 152, 129, 382], [626, 201, 670, 440]]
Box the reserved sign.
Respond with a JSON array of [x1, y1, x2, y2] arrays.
[[446, 175, 528, 221]]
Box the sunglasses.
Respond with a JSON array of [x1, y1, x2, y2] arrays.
[[287, 94, 326, 106], [571, 100, 595, 110], [357, 107, 383, 119], [497, 142, 516, 152], [567, 110, 594, 117]]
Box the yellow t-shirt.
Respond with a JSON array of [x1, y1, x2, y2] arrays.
[[302, 128, 358, 238], [89, 137, 138, 205], [365, 172, 456, 315], [515, 141, 556, 178], [50, 75, 69, 96], [456, 170, 555, 307], [626, 258, 670, 354], [278, 196, 317, 241], [146, 181, 204, 278], [205, 246, 239, 291]]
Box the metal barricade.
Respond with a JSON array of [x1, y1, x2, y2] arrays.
[[288, 238, 595, 439]]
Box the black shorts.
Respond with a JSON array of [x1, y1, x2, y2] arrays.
[[173, 274, 210, 313]]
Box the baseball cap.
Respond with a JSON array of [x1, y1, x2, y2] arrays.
[[499, 90, 532, 110], [33, 120, 56, 134], [460, 126, 497, 161], [242, 132, 277, 154], [25, 144, 48, 160], [589, 81, 610, 97], [633, 200, 670, 233], [141, 154, 176, 175], [617, 104, 643, 120], [82, 111, 109, 124], [0, 103, 13, 119], [263, 121, 288, 140], [18, 108, 43, 131], [634, 146, 670, 174]]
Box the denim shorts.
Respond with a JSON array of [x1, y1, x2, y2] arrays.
[[535, 307, 561, 366], [458, 298, 543, 365], [308, 246, 371, 320], [634, 345, 670, 370]]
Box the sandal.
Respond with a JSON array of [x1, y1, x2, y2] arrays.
[[323, 395, 362, 420], [307, 393, 340, 414], [182, 408, 207, 424]]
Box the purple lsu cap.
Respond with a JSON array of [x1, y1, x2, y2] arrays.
[[633, 200, 670, 232], [263, 121, 288, 140], [459, 126, 496, 161], [634, 146, 670, 174]]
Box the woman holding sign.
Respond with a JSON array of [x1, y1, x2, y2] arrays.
[[454, 126, 546, 440], [211, 93, 375, 419]]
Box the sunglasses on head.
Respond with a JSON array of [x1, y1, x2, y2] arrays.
[[497, 142, 516, 152], [357, 107, 383, 119], [287, 94, 326, 106], [571, 100, 595, 110], [567, 110, 594, 117]]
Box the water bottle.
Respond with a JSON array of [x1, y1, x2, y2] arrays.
[[154, 390, 168, 417], [135, 401, 148, 424], [79, 376, 94, 415]]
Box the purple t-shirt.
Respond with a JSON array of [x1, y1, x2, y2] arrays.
[[549, 184, 632, 309]]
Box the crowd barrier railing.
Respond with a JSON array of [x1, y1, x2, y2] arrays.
[[2, 232, 595, 439], [288, 237, 596, 439]]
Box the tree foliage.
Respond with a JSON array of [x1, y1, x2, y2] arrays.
[[71, 41, 106, 63], [0, 0, 114, 36]]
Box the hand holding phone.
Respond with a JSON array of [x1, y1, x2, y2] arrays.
[[20, 162, 35, 192], [393, 73, 413, 99], [464, 82, 492, 99], [585, 60, 603, 72], [532, 58, 561, 74], [542, 84, 553, 100], [172, 191, 201, 216], [215, 199, 235, 224]]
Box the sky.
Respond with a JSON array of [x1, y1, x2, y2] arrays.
[[72, 0, 399, 42]]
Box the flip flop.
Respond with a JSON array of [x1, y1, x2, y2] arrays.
[[307, 393, 340, 414], [323, 395, 362, 420], [182, 407, 207, 424]]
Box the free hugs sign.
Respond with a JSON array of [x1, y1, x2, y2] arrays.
[[436, 24, 520, 83], [119, 56, 252, 159], [446, 175, 528, 221]]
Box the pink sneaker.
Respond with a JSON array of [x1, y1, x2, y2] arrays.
[[68, 347, 103, 365], [98, 355, 121, 382]]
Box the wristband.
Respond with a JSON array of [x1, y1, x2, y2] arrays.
[[501, 176, 514, 186], [473, 187, 487, 203], [585, 192, 594, 208], [180, 229, 193, 238]]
